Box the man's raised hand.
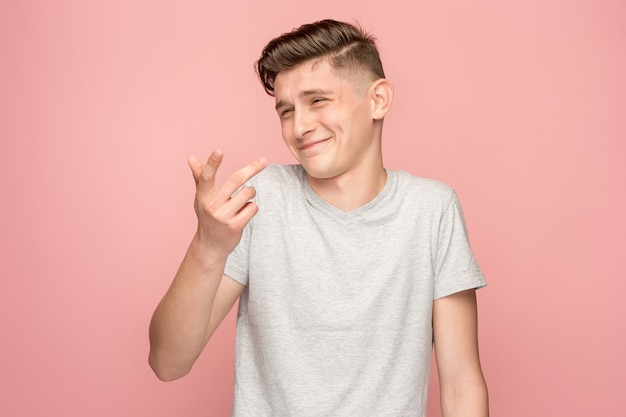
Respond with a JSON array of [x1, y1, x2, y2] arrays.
[[188, 150, 267, 258]]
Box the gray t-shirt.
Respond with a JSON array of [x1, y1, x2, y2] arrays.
[[225, 164, 486, 417]]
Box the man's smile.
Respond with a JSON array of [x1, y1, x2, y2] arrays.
[[297, 137, 331, 152]]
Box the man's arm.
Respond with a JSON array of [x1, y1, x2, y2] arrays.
[[148, 150, 266, 381], [433, 289, 489, 417]]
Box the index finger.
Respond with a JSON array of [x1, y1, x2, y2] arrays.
[[216, 157, 268, 201]]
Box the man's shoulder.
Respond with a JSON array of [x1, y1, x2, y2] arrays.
[[249, 164, 307, 204], [253, 163, 303, 185], [391, 169, 454, 201]]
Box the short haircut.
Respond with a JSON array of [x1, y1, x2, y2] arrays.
[[256, 19, 386, 96]]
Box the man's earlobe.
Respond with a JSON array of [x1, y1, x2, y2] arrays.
[[371, 79, 394, 120]]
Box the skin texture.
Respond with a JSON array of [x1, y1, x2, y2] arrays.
[[434, 289, 489, 416], [148, 151, 264, 381], [149, 58, 488, 416], [274, 59, 393, 211]]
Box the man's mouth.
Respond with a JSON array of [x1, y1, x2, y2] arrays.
[[298, 138, 330, 151]]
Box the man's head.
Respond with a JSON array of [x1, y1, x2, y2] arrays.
[[256, 19, 393, 184], [256, 19, 385, 96]]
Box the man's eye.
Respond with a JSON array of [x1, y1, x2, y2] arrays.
[[280, 109, 293, 117], [312, 98, 326, 104]]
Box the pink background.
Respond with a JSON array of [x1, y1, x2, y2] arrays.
[[1, 1, 624, 416]]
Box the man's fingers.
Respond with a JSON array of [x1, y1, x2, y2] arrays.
[[188, 150, 225, 192], [232, 201, 260, 228], [187, 156, 204, 184], [220, 185, 257, 217], [203, 149, 224, 175], [216, 157, 268, 201], [190, 150, 267, 206], [196, 150, 224, 191]]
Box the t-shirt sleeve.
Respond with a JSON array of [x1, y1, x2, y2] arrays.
[[224, 220, 251, 286], [223, 177, 257, 286], [433, 190, 486, 299]]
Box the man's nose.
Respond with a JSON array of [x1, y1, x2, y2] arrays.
[[293, 109, 315, 138]]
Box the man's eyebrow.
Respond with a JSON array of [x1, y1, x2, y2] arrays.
[[275, 89, 334, 111], [301, 88, 333, 97]]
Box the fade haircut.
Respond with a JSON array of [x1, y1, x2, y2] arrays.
[[256, 19, 386, 96]]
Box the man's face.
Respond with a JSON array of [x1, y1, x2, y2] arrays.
[[273, 59, 380, 181]]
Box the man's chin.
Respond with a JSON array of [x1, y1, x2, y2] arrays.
[[301, 163, 341, 182]]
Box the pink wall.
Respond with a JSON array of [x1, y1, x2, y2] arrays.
[[1, 1, 624, 416]]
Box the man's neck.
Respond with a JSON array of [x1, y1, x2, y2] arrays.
[[306, 162, 387, 212]]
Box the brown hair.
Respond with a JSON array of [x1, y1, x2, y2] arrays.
[[256, 19, 385, 96]]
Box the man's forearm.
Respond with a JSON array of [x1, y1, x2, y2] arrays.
[[148, 236, 226, 381]]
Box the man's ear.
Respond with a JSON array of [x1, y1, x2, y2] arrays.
[[370, 78, 394, 120]]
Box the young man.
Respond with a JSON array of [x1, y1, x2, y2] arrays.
[[149, 19, 488, 416]]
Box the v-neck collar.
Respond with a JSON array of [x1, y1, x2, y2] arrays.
[[297, 165, 395, 221]]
